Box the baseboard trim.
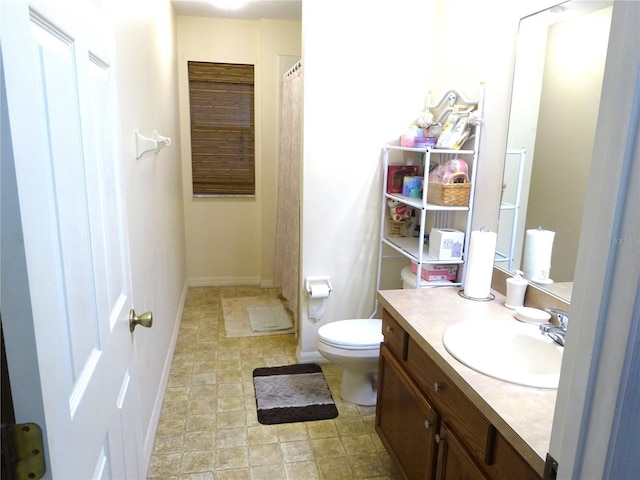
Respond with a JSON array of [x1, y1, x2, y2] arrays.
[[141, 279, 188, 476], [187, 276, 267, 287], [298, 350, 326, 365]]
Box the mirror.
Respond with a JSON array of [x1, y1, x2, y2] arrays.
[[495, 0, 613, 302]]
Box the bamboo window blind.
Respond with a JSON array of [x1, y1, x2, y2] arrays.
[[188, 61, 255, 196]]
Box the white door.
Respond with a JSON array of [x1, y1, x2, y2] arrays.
[[2, 1, 144, 478]]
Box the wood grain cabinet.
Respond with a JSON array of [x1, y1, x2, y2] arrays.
[[376, 309, 541, 480]]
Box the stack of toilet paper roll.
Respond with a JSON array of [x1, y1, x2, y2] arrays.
[[522, 228, 555, 284], [463, 228, 497, 299]]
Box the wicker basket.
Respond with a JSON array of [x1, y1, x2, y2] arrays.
[[427, 176, 471, 206]]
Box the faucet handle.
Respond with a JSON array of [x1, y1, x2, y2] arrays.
[[545, 308, 569, 329]]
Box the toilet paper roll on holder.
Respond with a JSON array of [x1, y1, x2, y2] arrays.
[[305, 276, 333, 298]]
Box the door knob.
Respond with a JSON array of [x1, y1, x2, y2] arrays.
[[129, 309, 153, 332]]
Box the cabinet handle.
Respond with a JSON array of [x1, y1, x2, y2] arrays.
[[435, 433, 441, 444], [385, 325, 391, 333], [424, 420, 430, 430], [433, 382, 440, 392]]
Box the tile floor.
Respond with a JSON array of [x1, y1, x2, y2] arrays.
[[147, 286, 402, 479]]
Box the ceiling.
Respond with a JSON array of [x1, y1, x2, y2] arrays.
[[171, 0, 302, 21]]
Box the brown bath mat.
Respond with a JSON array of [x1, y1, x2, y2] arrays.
[[252, 364, 338, 425]]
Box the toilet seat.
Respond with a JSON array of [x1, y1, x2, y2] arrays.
[[317, 319, 382, 350]]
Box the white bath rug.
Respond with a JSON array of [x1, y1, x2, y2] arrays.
[[248, 304, 293, 332], [222, 296, 294, 338]]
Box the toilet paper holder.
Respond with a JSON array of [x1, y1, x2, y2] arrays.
[[305, 276, 332, 297]]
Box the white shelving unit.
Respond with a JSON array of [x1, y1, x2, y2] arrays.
[[495, 148, 526, 271], [377, 87, 484, 289]]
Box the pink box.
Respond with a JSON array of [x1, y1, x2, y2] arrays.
[[387, 165, 419, 193], [411, 263, 458, 282]]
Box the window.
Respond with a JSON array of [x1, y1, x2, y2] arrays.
[[188, 61, 255, 196]]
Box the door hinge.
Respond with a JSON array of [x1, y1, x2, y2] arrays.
[[543, 452, 558, 480], [1, 423, 46, 480]]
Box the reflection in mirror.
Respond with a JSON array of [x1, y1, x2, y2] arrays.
[[495, 0, 613, 302]]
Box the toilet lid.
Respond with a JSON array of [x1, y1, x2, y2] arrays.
[[318, 319, 383, 349]]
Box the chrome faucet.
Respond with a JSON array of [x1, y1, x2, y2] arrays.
[[539, 308, 569, 346]]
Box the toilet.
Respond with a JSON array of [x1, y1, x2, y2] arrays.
[[316, 318, 383, 406]]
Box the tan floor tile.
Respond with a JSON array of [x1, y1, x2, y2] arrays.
[[219, 349, 242, 360], [188, 397, 217, 415], [280, 440, 313, 463], [152, 433, 184, 454], [192, 372, 217, 385], [218, 371, 244, 384], [341, 434, 377, 455], [249, 443, 282, 467], [334, 417, 369, 436], [190, 384, 217, 399], [284, 461, 319, 480], [277, 423, 308, 442], [217, 427, 248, 448], [162, 400, 189, 418], [316, 456, 354, 480], [218, 358, 243, 371], [215, 446, 249, 470], [150, 287, 399, 480], [218, 396, 247, 412], [186, 413, 217, 432], [218, 382, 244, 397], [216, 411, 247, 429], [311, 437, 347, 458], [156, 415, 187, 436], [181, 450, 215, 474], [148, 452, 181, 477], [193, 361, 217, 373], [179, 472, 215, 480], [168, 373, 193, 388], [306, 420, 338, 439], [180, 472, 214, 480], [247, 425, 279, 445], [250, 464, 286, 480], [183, 431, 215, 451], [347, 453, 388, 479], [214, 468, 251, 480]]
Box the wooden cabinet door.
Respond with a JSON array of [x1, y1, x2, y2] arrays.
[[376, 343, 439, 480], [435, 423, 489, 480]]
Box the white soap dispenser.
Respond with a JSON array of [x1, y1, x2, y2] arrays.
[[505, 270, 528, 309]]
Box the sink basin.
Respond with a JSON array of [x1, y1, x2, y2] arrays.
[[443, 319, 563, 389]]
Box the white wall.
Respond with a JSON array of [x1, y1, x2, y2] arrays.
[[298, 0, 560, 360], [176, 16, 302, 286], [111, 0, 187, 464], [299, 0, 435, 359]]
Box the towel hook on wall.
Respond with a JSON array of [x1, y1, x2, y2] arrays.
[[135, 130, 172, 159]]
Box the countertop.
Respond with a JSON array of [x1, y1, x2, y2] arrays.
[[377, 287, 557, 476]]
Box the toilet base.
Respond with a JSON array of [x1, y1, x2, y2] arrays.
[[340, 369, 378, 406]]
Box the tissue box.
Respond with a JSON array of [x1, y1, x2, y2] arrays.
[[387, 165, 419, 193], [429, 228, 465, 260], [411, 263, 459, 282]]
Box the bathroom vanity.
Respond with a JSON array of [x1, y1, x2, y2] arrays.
[[375, 287, 556, 479]]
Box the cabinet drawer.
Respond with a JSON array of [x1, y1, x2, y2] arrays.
[[382, 309, 407, 360], [406, 337, 491, 465]]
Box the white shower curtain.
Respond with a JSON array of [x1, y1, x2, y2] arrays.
[[274, 63, 302, 321]]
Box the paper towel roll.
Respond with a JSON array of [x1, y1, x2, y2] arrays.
[[463, 229, 497, 299], [522, 229, 555, 282]]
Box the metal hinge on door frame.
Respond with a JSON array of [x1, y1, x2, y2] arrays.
[[1, 423, 46, 480], [543, 452, 559, 480]]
